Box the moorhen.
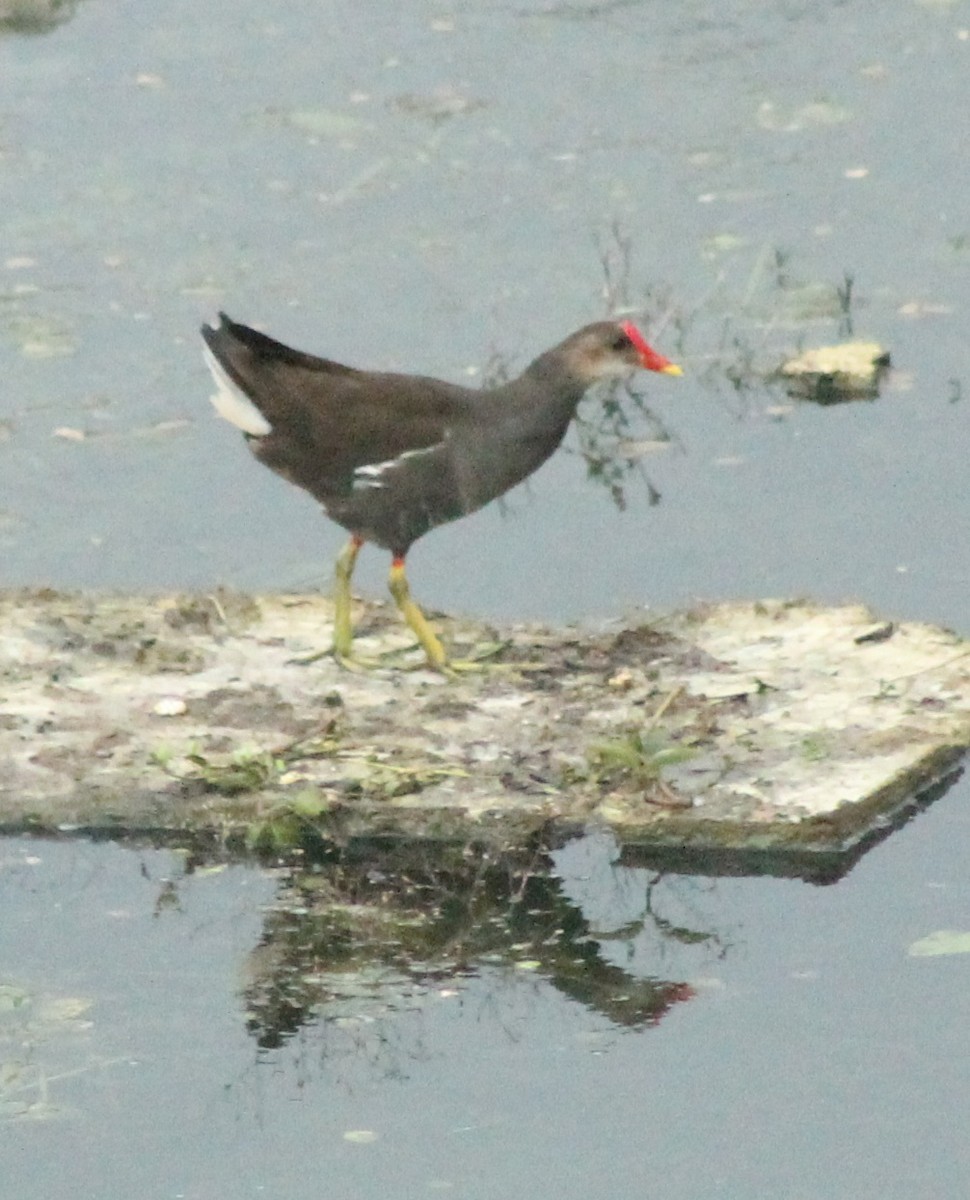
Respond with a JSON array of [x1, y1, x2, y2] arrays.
[[201, 314, 681, 670]]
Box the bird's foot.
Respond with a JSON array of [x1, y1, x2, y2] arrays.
[[288, 647, 331, 667], [287, 644, 384, 671], [289, 639, 544, 677], [290, 644, 446, 673], [439, 640, 547, 674]]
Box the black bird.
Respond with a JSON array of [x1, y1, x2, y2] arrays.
[[201, 313, 680, 670]]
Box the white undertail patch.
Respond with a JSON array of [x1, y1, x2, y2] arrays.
[[202, 342, 273, 437]]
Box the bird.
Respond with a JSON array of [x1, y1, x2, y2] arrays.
[[201, 313, 681, 671]]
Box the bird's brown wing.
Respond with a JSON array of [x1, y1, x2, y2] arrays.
[[202, 315, 476, 500]]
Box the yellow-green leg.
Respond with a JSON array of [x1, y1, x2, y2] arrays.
[[332, 535, 363, 659], [388, 556, 449, 671]]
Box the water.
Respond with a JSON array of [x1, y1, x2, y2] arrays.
[[1, 1, 969, 1196], [3, 798, 970, 1199], [2, 0, 966, 628]]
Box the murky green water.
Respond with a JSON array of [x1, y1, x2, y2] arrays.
[[2, 1, 969, 1196]]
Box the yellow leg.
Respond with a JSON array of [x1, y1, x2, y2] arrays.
[[332, 535, 362, 658], [387, 556, 449, 671]]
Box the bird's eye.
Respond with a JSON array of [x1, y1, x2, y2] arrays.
[[609, 331, 631, 352]]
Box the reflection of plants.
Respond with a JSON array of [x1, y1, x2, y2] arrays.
[[0, 982, 112, 1123], [481, 222, 688, 514], [704, 244, 862, 399], [595, 218, 636, 315], [569, 221, 689, 510], [675, 238, 867, 409], [720, 326, 759, 397], [836, 272, 855, 338], [0, 0, 80, 36], [642, 875, 728, 956], [573, 378, 673, 511], [493, 223, 867, 511]]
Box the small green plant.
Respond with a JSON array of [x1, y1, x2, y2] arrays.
[[149, 745, 174, 770], [800, 734, 831, 762], [587, 729, 695, 789], [185, 748, 284, 795], [246, 789, 334, 853], [361, 760, 470, 800], [150, 719, 342, 795]]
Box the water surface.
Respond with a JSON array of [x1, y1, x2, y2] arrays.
[[2, 2, 968, 1196]]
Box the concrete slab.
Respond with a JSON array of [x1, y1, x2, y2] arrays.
[[1, 590, 966, 865]]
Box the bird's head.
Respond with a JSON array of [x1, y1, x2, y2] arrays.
[[559, 320, 682, 383]]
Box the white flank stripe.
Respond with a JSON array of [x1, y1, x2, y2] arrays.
[[355, 461, 393, 479], [353, 443, 444, 489], [353, 444, 444, 490], [202, 343, 272, 436]]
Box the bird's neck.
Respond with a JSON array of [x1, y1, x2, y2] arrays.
[[515, 353, 588, 415]]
